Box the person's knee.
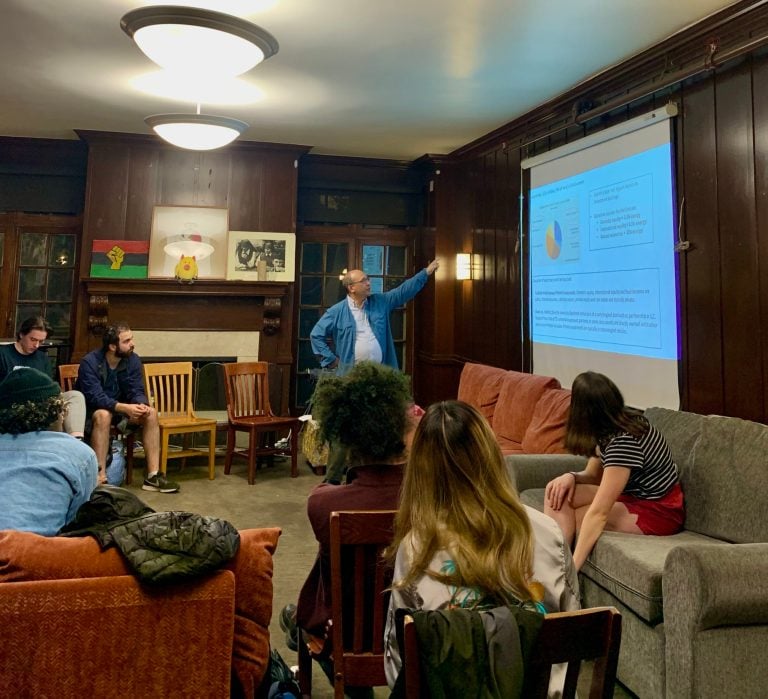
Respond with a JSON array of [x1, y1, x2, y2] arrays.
[[91, 409, 112, 429], [141, 406, 158, 425]]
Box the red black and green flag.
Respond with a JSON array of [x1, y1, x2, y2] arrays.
[[90, 240, 149, 278]]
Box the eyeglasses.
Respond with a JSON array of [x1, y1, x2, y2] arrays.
[[349, 276, 369, 285]]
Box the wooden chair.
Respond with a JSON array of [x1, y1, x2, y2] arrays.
[[403, 605, 622, 699], [298, 510, 397, 698], [222, 361, 301, 484], [57, 363, 137, 484], [142, 361, 217, 479]]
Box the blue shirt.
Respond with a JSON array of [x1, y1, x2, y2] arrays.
[[310, 269, 429, 371], [0, 431, 98, 535]]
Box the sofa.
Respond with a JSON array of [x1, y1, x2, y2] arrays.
[[457, 362, 571, 454], [0, 527, 280, 698], [506, 407, 768, 699]]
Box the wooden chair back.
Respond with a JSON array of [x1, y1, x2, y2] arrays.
[[403, 606, 622, 699], [221, 361, 299, 484], [329, 510, 397, 696], [527, 606, 622, 698], [222, 361, 273, 421], [142, 361, 196, 418], [58, 363, 79, 391]]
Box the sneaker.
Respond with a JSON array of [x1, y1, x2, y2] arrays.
[[279, 603, 299, 651], [142, 473, 180, 493]]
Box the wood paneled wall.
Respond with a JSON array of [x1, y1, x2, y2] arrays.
[[73, 131, 309, 413], [418, 1, 768, 422]]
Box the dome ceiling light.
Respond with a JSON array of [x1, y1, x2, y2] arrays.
[[145, 112, 249, 150], [120, 5, 279, 77]]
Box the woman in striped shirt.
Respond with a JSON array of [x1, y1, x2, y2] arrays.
[[544, 371, 684, 570]]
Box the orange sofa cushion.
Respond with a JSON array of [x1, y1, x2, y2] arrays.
[[492, 371, 560, 446], [521, 387, 571, 454], [457, 363, 509, 423], [0, 527, 280, 696]]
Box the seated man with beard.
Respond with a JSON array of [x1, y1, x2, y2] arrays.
[[76, 322, 179, 493]]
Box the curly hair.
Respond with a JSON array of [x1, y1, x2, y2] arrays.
[[0, 396, 66, 435], [312, 361, 412, 464]]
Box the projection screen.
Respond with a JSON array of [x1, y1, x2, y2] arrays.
[[521, 105, 680, 409]]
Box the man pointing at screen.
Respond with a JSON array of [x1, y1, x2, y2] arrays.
[[310, 259, 439, 375]]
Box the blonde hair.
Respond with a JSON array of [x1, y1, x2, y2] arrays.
[[391, 400, 535, 606]]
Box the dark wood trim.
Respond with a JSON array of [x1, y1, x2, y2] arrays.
[[83, 278, 289, 298]]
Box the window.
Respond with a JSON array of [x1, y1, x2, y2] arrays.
[[0, 213, 80, 345]]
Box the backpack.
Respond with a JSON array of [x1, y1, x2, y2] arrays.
[[265, 648, 300, 699]]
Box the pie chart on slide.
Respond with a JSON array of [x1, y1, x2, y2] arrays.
[[546, 221, 562, 259]]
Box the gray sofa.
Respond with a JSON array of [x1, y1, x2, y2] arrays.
[[506, 406, 768, 699]]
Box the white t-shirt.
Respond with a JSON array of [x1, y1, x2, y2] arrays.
[[348, 296, 383, 364]]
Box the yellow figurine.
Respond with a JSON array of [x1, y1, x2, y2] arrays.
[[174, 254, 198, 282]]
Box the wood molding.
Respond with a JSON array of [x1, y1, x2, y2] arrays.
[[84, 278, 289, 298]]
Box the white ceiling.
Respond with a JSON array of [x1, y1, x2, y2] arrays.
[[0, 0, 737, 160]]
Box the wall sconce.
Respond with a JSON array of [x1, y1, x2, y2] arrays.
[[456, 253, 472, 280]]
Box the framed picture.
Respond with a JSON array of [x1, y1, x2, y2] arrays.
[[226, 231, 296, 282], [90, 239, 149, 278], [148, 206, 229, 279]]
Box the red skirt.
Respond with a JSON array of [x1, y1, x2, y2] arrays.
[[617, 483, 685, 536]]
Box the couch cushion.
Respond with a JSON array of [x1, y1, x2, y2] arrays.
[[0, 530, 129, 580], [493, 372, 560, 445], [581, 530, 725, 623], [646, 407, 768, 543], [457, 363, 509, 423], [645, 407, 706, 476], [0, 527, 281, 696], [521, 387, 571, 454], [685, 414, 768, 543], [519, 489, 725, 622]]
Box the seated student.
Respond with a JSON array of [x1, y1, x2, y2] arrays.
[[544, 371, 684, 571], [384, 400, 579, 692], [0, 316, 87, 439], [282, 361, 416, 698], [0, 367, 98, 535], [76, 322, 179, 493]]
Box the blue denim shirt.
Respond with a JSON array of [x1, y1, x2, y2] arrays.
[[0, 431, 98, 535], [309, 269, 429, 370]]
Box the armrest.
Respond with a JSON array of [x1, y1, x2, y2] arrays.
[[665, 543, 768, 627], [664, 543, 768, 697], [505, 453, 587, 492]]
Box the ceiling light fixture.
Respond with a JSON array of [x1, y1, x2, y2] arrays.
[[120, 5, 279, 77], [145, 110, 249, 150]]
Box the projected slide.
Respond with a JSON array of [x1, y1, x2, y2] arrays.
[[529, 142, 676, 361]]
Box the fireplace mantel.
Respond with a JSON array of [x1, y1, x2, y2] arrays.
[[84, 278, 288, 298], [83, 278, 289, 337]]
